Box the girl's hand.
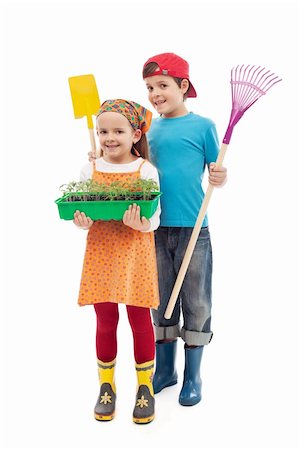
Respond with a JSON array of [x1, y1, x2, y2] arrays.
[[208, 163, 227, 187], [73, 211, 94, 230], [123, 204, 150, 231]]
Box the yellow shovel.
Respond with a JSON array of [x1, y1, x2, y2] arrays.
[[68, 74, 100, 155]]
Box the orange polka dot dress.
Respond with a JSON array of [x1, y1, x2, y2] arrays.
[[78, 160, 160, 309]]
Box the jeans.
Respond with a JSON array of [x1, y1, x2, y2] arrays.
[[152, 227, 213, 346]]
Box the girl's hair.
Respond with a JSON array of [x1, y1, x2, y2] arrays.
[[143, 62, 190, 100], [134, 134, 150, 160]]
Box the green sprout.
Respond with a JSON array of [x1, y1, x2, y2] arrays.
[[59, 178, 160, 202]]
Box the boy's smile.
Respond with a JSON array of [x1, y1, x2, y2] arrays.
[[154, 99, 166, 107], [145, 75, 189, 118]]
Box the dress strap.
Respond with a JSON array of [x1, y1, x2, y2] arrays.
[[137, 159, 147, 172], [92, 160, 97, 173]]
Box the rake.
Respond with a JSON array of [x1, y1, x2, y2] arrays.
[[164, 65, 282, 319]]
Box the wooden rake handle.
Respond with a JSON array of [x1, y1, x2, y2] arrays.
[[164, 142, 228, 319]]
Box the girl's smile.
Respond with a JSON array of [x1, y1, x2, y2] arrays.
[[105, 144, 119, 150]]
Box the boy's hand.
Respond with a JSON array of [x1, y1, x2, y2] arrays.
[[209, 163, 227, 187], [88, 151, 97, 162], [123, 204, 150, 231], [73, 211, 94, 230]]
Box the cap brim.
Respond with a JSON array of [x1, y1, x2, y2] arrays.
[[187, 81, 197, 98]]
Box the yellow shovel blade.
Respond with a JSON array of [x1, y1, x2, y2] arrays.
[[68, 74, 100, 129]]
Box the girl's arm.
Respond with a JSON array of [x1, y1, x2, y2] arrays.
[[122, 161, 161, 232], [73, 162, 94, 230], [80, 161, 93, 181], [123, 204, 151, 231], [139, 161, 161, 232], [73, 210, 94, 230]]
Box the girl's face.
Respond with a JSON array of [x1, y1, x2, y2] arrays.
[[97, 112, 141, 164], [145, 75, 189, 118]]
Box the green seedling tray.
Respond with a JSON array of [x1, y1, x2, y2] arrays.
[[55, 192, 162, 221]]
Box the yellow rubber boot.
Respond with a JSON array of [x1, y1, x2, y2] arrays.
[[133, 360, 155, 424], [94, 359, 116, 421]]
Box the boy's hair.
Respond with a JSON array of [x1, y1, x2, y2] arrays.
[[143, 62, 191, 100]]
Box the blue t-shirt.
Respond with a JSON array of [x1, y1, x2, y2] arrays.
[[148, 112, 219, 227]]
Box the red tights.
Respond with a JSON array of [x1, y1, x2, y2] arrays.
[[94, 303, 155, 364]]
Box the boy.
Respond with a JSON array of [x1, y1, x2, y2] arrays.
[[142, 53, 227, 406]]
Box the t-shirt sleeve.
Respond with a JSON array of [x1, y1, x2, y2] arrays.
[[204, 122, 220, 165]]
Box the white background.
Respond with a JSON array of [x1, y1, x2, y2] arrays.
[[1, 0, 298, 449]]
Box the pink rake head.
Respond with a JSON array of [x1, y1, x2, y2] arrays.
[[223, 65, 282, 144]]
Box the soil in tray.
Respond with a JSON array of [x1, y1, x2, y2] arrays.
[[64, 194, 158, 202]]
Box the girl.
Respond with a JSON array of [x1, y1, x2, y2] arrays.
[[74, 99, 160, 424]]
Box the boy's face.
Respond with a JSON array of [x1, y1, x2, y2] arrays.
[[145, 75, 189, 118]]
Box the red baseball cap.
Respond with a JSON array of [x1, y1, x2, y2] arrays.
[[143, 53, 197, 98]]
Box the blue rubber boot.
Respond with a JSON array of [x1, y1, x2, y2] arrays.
[[179, 346, 203, 406], [153, 340, 178, 394]]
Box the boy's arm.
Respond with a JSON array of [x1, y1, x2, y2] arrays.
[[88, 151, 96, 162], [208, 163, 227, 187], [205, 122, 227, 188]]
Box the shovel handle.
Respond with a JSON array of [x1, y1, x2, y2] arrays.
[[89, 128, 96, 152], [164, 143, 228, 319]]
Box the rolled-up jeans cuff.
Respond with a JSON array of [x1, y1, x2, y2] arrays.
[[181, 327, 213, 346], [154, 324, 181, 341]]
